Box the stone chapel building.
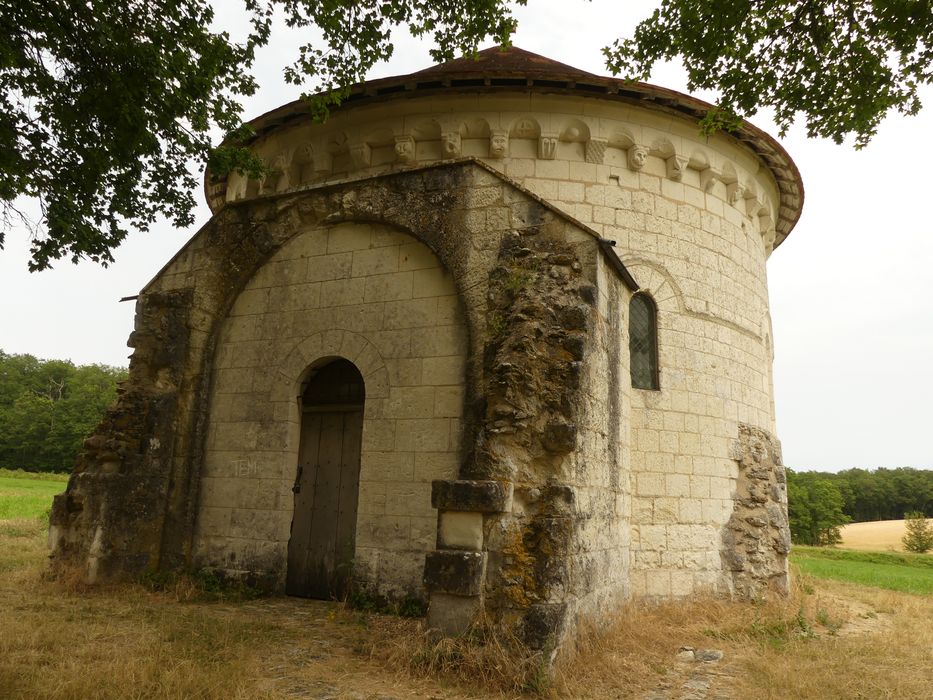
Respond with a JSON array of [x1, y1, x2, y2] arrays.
[[50, 47, 802, 650]]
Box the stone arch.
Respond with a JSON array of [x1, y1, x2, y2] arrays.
[[411, 118, 441, 141], [559, 118, 590, 143], [688, 148, 710, 171], [288, 144, 315, 189], [459, 117, 490, 138], [134, 164, 526, 578], [194, 217, 470, 597], [619, 257, 685, 314], [272, 329, 390, 444], [648, 136, 675, 160], [606, 126, 635, 150], [509, 116, 541, 139]]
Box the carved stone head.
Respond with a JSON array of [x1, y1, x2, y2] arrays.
[[441, 133, 461, 158], [394, 136, 415, 163], [489, 130, 509, 158], [628, 145, 648, 171]]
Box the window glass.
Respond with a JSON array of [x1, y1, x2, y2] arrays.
[[629, 294, 659, 390]]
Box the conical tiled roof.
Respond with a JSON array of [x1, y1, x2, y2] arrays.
[[409, 45, 599, 80]]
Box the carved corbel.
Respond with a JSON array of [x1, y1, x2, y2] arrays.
[[727, 182, 747, 206], [271, 151, 293, 192], [628, 145, 648, 171], [394, 135, 415, 164], [762, 228, 777, 255], [348, 143, 372, 169], [666, 154, 689, 181], [699, 166, 721, 192], [312, 145, 333, 176], [538, 134, 558, 159], [585, 138, 608, 164], [441, 132, 461, 158], [226, 173, 248, 202], [745, 194, 766, 218], [489, 129, 509, 158]]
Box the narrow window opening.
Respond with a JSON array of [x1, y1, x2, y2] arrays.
[[629, 293, 660, 390]]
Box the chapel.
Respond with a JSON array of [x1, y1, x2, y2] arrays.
[[50, 46, 802, 650]]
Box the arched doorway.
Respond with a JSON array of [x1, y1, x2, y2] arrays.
[[286, 358, 365, 598]]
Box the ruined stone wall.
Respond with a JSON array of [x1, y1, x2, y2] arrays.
[[192, 221, 469, 598]]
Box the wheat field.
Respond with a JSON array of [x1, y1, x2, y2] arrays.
[[839, 519, 908, 552]]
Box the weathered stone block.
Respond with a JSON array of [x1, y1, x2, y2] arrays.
[[431, 480, 513, 513], [423, 550, 486, 596], [438, 511, 483, 551], [426, 592, 482, 636]]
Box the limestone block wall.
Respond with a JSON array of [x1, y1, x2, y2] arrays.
[[214, 93, 788, 598], [192, 221, 469, 599]]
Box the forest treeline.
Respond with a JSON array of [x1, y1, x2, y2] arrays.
[[787, 467, 933, 545], [0, 350, 126, 473]]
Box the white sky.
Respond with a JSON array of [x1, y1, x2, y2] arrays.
[[1, 1, 931, 471]]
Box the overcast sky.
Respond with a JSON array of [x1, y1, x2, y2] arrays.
[[1, 1, 930, 472]]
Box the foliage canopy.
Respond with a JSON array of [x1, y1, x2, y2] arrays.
[[0, 350, 126, 472], [902, 511, 933, 553], [605, 0, 933, 146], [0, 0, 521, 270], [786, 469, 850, 545], [3, 1, 933, 268]]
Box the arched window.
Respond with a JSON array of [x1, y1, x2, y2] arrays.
[[629, 293, 659, 390]]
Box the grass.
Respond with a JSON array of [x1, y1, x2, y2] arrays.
[[1, 470, 931, 698], [791, 545, 933, 595], [0, 469, 67, 520]]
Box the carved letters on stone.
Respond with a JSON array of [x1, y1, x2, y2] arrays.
[[441, 132, 461, 158], [584, 138, 608, 165], [628, 145, 648, 171], [489, 130, 509, 158], [538, 135, 558, 160], [666, 155, 689, 181], [394, 135, 415, 163]]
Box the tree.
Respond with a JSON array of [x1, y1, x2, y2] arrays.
[[902, 511, 933, 553], [5, 1, 932, 269], [605, 0, 933, 147], [0, 350, 127, 472], [1, 1, 521, 270], [786, 469, 850, 545]]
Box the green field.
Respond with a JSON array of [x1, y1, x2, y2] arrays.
[[0, 470, 68, 520], [791, 545, 933, 595]]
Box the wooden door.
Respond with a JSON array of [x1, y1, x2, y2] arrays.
[[286, 360, 364, 599]]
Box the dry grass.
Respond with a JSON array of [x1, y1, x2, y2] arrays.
[[839, 519, 908, 552], [548, 573, 933, 699], [3, 515, 931, 699], [365, 613, 553, 696]]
